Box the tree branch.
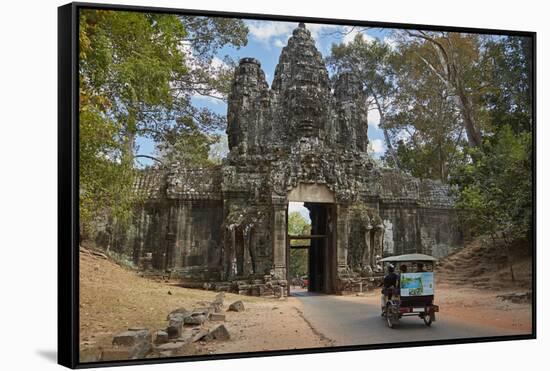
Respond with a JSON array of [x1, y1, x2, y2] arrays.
[[134, 154, 165, 165]]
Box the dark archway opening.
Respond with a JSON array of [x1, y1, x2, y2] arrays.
[[287, 202, 336, 295]]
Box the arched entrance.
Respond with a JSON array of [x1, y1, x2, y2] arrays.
[[286, 184, 337, 295]]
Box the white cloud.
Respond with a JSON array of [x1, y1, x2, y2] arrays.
[[342, 26, 375, 45], [368, 109, 381, 129], [273, 39, 285, 48], [246, 20, 341, 49], [370, 139, 385, 155], [246, 20, 295, 44], [304, 23, 340, 40]]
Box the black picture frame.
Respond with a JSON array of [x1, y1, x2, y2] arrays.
[[58, 2, 537, 368]]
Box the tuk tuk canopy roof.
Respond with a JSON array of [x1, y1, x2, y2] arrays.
[[379, 254, 438, 263]]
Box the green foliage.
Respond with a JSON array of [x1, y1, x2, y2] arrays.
[[480, 36, 533, 134], [79, 106, 134, 232], [290, 249, 308, 279], [157, 118, 219, 167], [288, 211, 311, 243], [452, 126, 532, 240], [288, 211, 311, 278], [328, 34, 395, 101]]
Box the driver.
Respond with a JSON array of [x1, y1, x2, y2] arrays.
[[381, 264, 399, 299]]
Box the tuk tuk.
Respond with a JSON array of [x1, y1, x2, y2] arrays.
[[379, 254, 439, 328]]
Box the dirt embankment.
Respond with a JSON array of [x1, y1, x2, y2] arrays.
[[436, 237, 532, 291], [434, 238, 532, 332], [79, 249, 329, 361]]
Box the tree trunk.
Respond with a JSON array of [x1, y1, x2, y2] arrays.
[[456, 87, 482, 148], [502, 232, 516, 283], [373, 97, 401, 169], [407, 32, 483, 149], [122, 109, 138, 167]]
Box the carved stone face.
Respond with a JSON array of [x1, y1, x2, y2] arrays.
[[271, 24, 330, 143], [291, 89, 325, 138]]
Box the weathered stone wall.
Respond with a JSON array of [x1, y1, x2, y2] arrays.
[[126, 168, 225, 282], [375, 169, 463, 258], [378, 205, 463, 258], [418, 208, 463, 258]]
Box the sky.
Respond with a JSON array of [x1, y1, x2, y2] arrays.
[[135, 19, 394, 167], [289, 201, 311, 224]]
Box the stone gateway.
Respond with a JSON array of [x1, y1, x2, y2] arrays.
[[119, 24, 463, 296]]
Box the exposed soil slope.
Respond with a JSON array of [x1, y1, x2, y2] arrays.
[[79, 248, 328, 362], [436, 238, 532, 291], [432, 237, 532, 332]]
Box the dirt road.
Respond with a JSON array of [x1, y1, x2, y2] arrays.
[[292, 289, 531, 346]]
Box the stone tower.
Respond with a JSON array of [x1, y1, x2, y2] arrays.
[[227, 22, 370, 157]]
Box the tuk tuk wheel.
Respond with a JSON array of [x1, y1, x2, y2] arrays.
[[423, 313, 433, 326]]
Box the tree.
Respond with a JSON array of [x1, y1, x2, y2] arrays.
[[287, 211, 311, 279], [400, 31, 487, 148], [156, 118, 219, 167], [381, 39, 466, 182], [79, 9, 248, 239], [480, 36, 533, 134], [452, 126, 531, 280]]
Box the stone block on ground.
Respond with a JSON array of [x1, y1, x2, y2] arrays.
[[192, 306, 213, 317], [184, 313, 207, 325], [176, 331, 194, 343], [167, 317, 185, 339], [153, 341, 191, 357], [211, 301, 223, 313], [210, 313, 226, 321], [166, 307, 190, 321], [212, 294, 224, 312], [191, 328, 210, 342], [227, 300, 245, 312], [154, 330, 169, 345], [131, 340, 152, 359], [127, 326, 147, 331], [208, 324, 230, 341], [112, 329, 151, 347]]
